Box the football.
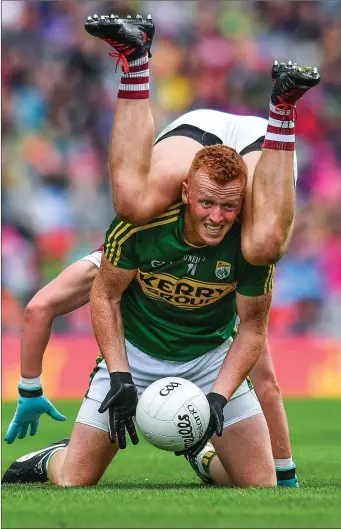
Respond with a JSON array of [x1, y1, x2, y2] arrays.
[[136, 377, 210, 452]]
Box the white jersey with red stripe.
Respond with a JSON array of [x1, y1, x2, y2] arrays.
[[156, 109, 298, 181], [80, 244, 103, 268]]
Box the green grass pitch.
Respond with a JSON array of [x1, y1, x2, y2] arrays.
[[2, 399, 341, 528]]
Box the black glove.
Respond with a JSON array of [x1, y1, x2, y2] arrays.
[[98, 372, 139, 449], [175, 392, 227, 458]]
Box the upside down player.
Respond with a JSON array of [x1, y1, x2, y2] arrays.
[[3, 13, 320, 488], [84, 13, 319, 269]]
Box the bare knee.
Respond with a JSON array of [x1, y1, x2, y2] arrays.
[[113, 196, 156, 225], [214, 413, 276, 489], [47, 423, 116, 488], [213, 458, 276, 489], [55, 475, 100, 487], [113, 202, 145, 225], [49, 451, 102, 488], [111, 172, 152, 225], [242, 237, 286, 266], [239, 468, 277, 488]]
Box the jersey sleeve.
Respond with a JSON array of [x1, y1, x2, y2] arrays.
[[236, 263, 275, 297], [103, 217, 138, 270]]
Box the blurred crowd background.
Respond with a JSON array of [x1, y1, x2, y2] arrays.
[[2, 0, 341, 337]]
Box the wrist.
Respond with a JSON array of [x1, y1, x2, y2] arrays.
[[19, 375, 42, 390], [207, 392, 227, 408], [210, 382, 232, 400], [109, 371, 133, 385]]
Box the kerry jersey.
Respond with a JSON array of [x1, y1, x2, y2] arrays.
[[104, 203, 274, 362]]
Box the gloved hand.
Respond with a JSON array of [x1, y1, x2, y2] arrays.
[[5, 386, 66, 444], [277, 466, 299, 487], [175, 392, 227, 457], [98, 372, 139, 449]]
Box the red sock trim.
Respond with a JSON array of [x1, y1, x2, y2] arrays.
[[118, 53, 149, 100], [263, 102, 296, 151]]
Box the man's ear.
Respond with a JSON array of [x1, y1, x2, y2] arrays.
[[182, 180, 189, 204]]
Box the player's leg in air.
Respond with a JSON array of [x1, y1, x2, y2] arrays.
[[3, 249, 102, 445], [84, 13, 320, 265]]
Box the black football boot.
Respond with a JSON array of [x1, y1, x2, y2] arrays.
[[85, 13, 155, 72], [271, 60, 321, 106], [2, 438, 69, 484]]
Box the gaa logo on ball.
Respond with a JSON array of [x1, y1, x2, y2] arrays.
[[136, 377, 210, 452]]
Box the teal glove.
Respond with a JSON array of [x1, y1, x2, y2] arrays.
[[277, 466, 299, 487], [5, 386, 66, 444]]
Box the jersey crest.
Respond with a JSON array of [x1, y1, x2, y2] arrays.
[[215, 261, 231, 280]]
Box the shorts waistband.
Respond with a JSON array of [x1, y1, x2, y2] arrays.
[[154, 124, 223, 147]]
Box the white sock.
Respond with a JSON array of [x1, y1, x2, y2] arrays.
[[274, 457, 294, 470]]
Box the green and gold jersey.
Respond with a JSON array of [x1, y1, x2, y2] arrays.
[[104, 203, 274, 362]]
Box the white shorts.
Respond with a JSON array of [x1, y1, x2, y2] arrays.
[[76, 338, 262, 432], [156, 109, 298, 182]]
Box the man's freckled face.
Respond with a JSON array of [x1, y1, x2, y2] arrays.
[[182, 172, 245, 246]]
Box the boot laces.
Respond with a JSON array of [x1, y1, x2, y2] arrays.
[[100, 38, 136, 73], [275, 103, 297, 123], [101, 33, 149, 74]]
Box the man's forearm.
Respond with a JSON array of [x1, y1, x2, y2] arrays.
[[20, 309, 54, 377], [90, 294, 129, 373], [261, 392, 292, 459], [211, 329, 266, 400]]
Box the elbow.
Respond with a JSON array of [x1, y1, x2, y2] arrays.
[[255, 374, 282, 405], [89, 281, 119, 307], [24, 297, 54, 325]]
